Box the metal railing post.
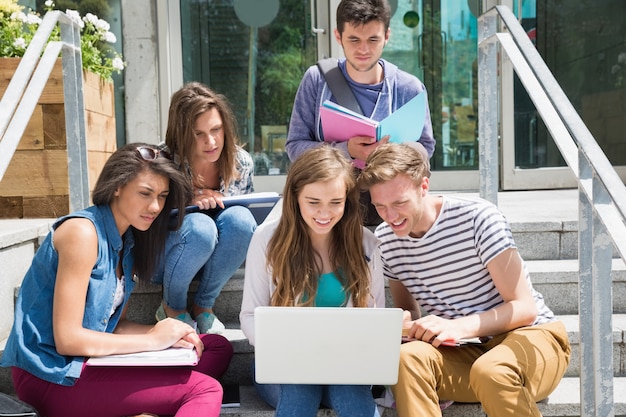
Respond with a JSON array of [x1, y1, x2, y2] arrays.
[[478, 6, 623, 416], [477, 9, 499, 205]]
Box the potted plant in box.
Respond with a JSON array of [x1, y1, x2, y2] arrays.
[[0, 0, 125, 80], [0, 0, 125, 218]]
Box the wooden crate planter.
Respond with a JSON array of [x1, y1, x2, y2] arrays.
[[0, 58, 117, 218]]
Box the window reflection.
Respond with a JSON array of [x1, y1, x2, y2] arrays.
[[180, 0, 317, 176]]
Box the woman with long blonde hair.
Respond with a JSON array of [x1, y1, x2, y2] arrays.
[[240, 145, 384, 417]]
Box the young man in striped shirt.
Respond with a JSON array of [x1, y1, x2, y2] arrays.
[[358, 142, 571, 417]]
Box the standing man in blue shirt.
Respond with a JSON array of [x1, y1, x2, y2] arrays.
[[285, 0, 435, 225]]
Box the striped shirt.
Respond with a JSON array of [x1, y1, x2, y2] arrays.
[[375, 196, 554, 325]]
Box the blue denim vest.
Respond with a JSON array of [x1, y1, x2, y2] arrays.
[[1, 205, 136, 386]]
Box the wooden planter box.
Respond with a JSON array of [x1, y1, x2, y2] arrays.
[[0, 58, 116, 218]]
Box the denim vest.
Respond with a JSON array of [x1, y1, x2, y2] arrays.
[[1, 205, 136, 386]]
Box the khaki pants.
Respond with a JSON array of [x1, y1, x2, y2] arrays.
[[392, 321, 571, 417]]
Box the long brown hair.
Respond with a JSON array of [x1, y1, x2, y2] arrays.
[[165, 82, 240, 190], [92, 142, 190, 280], [268, 146, 371, 307]]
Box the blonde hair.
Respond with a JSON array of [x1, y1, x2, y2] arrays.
[[358, 143, 428, 190], [268, 146, 371, 307]]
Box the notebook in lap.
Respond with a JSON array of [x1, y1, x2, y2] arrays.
[[253, 306, 403, 385]]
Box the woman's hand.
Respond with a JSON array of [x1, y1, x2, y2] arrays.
[[149, 318, 204, 356], [193, 188, 224, 210]]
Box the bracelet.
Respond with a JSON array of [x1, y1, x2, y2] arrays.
[[196, 188, 217, 197]]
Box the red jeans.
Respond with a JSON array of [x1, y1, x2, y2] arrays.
[[12, 334, 233, 417]]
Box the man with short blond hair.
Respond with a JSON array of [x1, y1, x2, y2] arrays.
[[358, 142, 571, 417]]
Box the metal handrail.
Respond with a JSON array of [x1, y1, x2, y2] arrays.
[[0, 10, 89, 212], [478, 5, 624, 416]]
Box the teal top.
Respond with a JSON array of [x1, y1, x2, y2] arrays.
[[314, 271, 347, 307]]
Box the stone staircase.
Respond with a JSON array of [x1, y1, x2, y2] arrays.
[[1, 189, 625, 416]]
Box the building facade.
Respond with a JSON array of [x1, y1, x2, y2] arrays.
[[117, 0, 626, 192]]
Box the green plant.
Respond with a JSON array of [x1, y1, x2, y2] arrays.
[[0, 0, 124, 80]]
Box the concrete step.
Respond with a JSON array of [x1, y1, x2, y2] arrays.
[[219, 378, 626, 417], [0, 219, 55, 342], [528, 258, 626, 315]]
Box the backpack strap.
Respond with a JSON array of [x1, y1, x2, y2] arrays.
[[317, 58, 364, 115]]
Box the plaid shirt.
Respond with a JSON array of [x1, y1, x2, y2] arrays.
[[222, 147, 255, 196]]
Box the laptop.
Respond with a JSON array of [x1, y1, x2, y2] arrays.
[[253, 306, 403, 385]]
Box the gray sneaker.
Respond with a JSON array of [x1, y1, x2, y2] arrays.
[[195, 312, 225, 334], [155, 303, 195, 329]]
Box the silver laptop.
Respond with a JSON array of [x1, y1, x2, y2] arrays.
[[253, 306, 403, 385]]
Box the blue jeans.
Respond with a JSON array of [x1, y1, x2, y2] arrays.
[[153, 206, 256, 311], [253, 367, 380, 417]]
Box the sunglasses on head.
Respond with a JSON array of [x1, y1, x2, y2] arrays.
[[136, 146, 171, 161]]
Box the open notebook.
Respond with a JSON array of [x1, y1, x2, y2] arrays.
[[253, 307, 403, 385]]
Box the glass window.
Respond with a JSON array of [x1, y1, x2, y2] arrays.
[[382, 0, 479, 170], [180, 0, 318, 176], [536, 0, 626, 167]]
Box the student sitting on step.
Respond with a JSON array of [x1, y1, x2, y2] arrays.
[[152, 82, 257, 334], [240, 145, 385, 417], [357, 142, 572, 417], [1, 143, 233, 417]]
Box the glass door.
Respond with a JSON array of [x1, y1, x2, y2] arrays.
[[169, 1, 625, 193], [177, 0, 319, 192], [380, 0, 481, 190], [502, 0, 626, 189]]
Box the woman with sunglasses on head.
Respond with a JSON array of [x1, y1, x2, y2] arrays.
[[240, 145, 385, 417], [153, 82, 256, 334], [1, 143, 233, 417]]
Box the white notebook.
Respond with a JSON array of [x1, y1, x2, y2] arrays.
[[86, 346, 198, 367], [254, 307, 403, 385]]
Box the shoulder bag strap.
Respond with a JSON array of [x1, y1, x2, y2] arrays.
[[317, 58, 364, 115]]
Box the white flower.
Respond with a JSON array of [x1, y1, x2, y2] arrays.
[[45, 0, 54, 7], [611, 64, 621, 75], [11, 11, 27, 22], [83, 12, 98, 26], [95, 18, 110, 32], [103, 31, 117, 43], [65, 9, 84, 28], [13, 38, 27, 49], [25, 13, 41, 25], [112, 57, 125, 71], [618, 52, 626, 65]]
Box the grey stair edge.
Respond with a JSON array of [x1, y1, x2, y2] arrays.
[[220, 378, 626, 416], [0, 219, 55, 249], [527, 258, 626, 283]]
